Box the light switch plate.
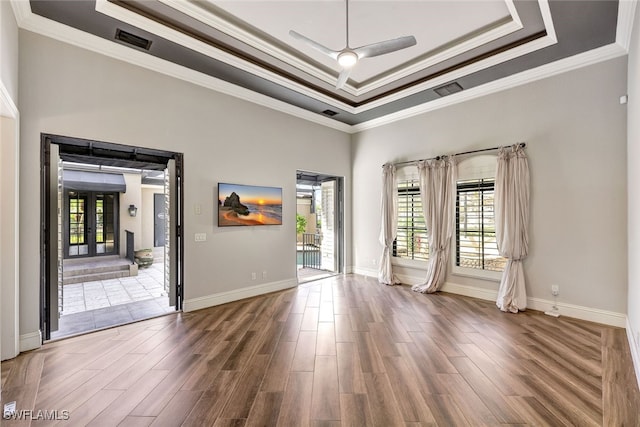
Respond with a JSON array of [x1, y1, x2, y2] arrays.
[[195, 233, 206, 242]]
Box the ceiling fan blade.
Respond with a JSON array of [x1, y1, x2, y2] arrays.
[[289, 30, 339, 60], [353, 35, 417, 59], [336, 68, 352, 89]]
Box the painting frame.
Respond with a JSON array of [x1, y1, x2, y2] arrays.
[[218, 182, 283, 227]]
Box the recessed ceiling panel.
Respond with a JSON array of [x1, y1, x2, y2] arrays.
[[25, 0, 621, 127], [207, 0, 514, 83]]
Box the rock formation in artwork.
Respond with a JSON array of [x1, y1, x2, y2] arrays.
[[223, 192, 250, 216]]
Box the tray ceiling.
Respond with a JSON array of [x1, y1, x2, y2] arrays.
[[17, 1, 629, 129]]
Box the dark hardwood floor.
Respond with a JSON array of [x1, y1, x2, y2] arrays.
[[2, 274, 639, 426]]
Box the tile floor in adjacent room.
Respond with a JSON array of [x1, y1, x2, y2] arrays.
[[61, 263, 167, 314], [51, 263, 175, 340]]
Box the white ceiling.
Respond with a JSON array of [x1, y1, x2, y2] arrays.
[[208, 0, 514, 84]]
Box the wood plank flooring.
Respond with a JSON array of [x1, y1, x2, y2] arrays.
[[2, 274, 639, 426]]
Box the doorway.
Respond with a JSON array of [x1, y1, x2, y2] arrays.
[[65, 191, 119, 258], [296, 171, 344, 283], [154, 193, 166, 247], [41, 134, 184, 341]]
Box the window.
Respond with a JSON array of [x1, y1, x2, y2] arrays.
[[394, 179, 428, 261], [456, 179, 505, 272], [68, 193, 86, 246]]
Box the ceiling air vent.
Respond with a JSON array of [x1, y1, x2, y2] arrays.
[[434, 82, 463, 97], [322, 109, 338, 117], [115, 29, 152, 51]]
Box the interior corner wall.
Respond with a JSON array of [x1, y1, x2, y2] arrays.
[[18, 30, 352, 339], [0, 1, 18, 103], [627, 3, 640, 386], [0, 116, 19, 361], [352, 56, 628, 319], [0, 0, 19, 361]]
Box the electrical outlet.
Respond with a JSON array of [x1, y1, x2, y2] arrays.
[[551, 285, 559, 296], [251, 272, 257, 280], [262, 271, 267, 279], [194, 204, 202, 215]]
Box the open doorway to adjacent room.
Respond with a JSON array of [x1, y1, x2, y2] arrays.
[[296, 171, 344, 283], [41, 134, 184, 341]]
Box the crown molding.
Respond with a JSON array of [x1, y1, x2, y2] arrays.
[[354, 18, 521, 96], [95, 0, 355, 113], [350, 0, 557, 114], [12, 0, 351, 133], [353, 32, 557, 116], [616, 0, 639, 52], [98, 0, 544, 111], [9, 0, 30, 26], [157, 0, 338, 89], [158, 0, 523, 97], [9, 0, 632, 134], [354, 0, 524, 95], [352, 42, 627, 132], [0, 80, 18, 119]]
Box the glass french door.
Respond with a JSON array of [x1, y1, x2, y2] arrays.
[[66, 191, 118, 258], [320, 180, 337, 272]]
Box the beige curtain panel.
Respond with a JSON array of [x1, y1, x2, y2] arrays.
[[379, 163, 400, 285], [495, 144, 530, 312], [412, 157, 457, 294]]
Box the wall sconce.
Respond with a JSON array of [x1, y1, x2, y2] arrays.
[[128, 204, 138, 217]]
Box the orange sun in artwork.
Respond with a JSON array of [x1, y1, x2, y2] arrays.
[[258, 199, 265, 205]]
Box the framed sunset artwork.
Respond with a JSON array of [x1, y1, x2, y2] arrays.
[[218, 183, 283, 226]]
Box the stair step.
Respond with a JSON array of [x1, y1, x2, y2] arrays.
[[64, 263, 130, 277], [63, 255, 121, 265], [63, 270, 130, 285]]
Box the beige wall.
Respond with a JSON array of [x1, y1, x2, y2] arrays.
[[627, 3, 640, 382], [0, 1, 18, 102], [119, 173, 142, 255], [1, 116, 19, 360], [0, 2, 19, 361], [352, 56, 628, 317], [18, 30, 352, 339], [141, 185, 163, 249]]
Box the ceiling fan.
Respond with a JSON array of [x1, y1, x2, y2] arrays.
[[289, 0, 417, 90]]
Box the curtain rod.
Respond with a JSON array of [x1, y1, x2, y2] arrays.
[[388, 142, 526, 168]]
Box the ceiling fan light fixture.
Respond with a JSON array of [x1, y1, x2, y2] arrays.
[[290, 0, 416, 89], [337, 51, 358, 68]]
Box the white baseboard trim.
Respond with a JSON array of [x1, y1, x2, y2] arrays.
[[182, 278, 298, 313], [352, 269, 626, 327], [440, 281, 500, 302], [19, 331, 42, 353], [526, 297, 627, 328], [354, 267, 378, 278], [627, 318, 640, 391]]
